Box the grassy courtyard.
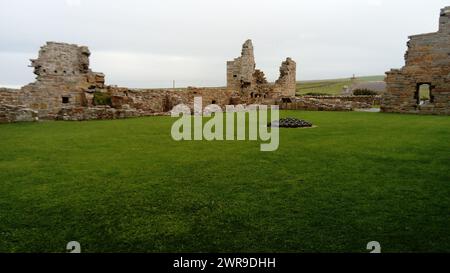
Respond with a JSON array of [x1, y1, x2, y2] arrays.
[[0, 111, 449, 253]]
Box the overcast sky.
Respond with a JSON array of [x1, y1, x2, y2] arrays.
[[0, 0, 447, 88]]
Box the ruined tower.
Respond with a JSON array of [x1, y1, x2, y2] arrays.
[[19, 42, 106, 118], [226, 39, 256, 91], [29, 42, 105, 88], [275, 57, 297, 97], [382, 6, 450, 115], [226, 39, 297, 99]]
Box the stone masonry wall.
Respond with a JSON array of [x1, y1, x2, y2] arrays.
[[0, 104, 38, 123], [226, 39, 297, 100], [382, 6, 450, 115], [110, 87, 235, 114], [226, 39, 256, 91], [274, 57, 297, 97], [0, 38, 382, 123], [0, 88, 21, 105], [19, 42, 106, 119], [279, 96, 380, 111], [302, 95, 381, 105], [1, 40, 296, 123]]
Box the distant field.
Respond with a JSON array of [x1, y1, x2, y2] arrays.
[[296, 75, 385, 95]]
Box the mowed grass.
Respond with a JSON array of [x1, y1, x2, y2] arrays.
[[0, 111, 449, 253], [296, 75, 385, 95]]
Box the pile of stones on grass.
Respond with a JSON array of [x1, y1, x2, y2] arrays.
[[269, 117, 313, 128]]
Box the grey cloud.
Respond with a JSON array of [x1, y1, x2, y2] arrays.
[[0, 0, 446, 87]]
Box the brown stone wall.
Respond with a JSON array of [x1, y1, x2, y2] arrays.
[[0, 104, 38, 123], [0, 88, 21, 105], [2, 40, 300, 122], [17, 42, 106, 119], [56, 106, 141, 121], [279, 96, 379, 111], [382, 6, 450, 115], [274, 58, 297, 97], [226, 40, 256, 91], [303, 95, 381, 105], [226, 39, 297, 99], [278, 100, 352, 111], [109, 87, 235, 114]]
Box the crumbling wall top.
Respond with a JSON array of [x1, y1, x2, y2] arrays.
[[226, 39, 256, 91], [30, 42, 92, 80], [382, 6, 450, 115], [439, 6, 450, 33]]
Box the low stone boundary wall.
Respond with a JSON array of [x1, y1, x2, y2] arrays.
[[0, 87, 382, 122], [278, 95, 381, 111], [0, 104, 38, 123], [56, 106, 143, 121], [301, 95, 381, 104]]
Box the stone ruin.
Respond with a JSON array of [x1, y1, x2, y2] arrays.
[[0, 39, 297, 123], [0, 42, 108, 122], [280, 95, 380, 112], [227, 39, 296, 102], [382, 6, 450, 115], [25, 42, 106, 118], [3, 5, 449, 124]]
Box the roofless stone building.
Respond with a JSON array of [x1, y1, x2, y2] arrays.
[[227, 39, 296, 99], [382, 6, 450, 115], [0, 40, 297, 122], [2, 6, 449, 123]]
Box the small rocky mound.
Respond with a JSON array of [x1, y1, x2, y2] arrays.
[[269, 117, 313, 128]]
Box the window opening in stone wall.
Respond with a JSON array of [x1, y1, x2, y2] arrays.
[[415, 83, 433, 105]]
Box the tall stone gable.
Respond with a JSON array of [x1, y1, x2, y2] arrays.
[[226, 39, 297, 99], [382, 6, 450, 115], [226, 39, 256, 90]]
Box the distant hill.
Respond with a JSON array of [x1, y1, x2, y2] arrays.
[[297, 75, 385, 95]]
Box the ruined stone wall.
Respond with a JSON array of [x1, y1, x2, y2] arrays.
[[0, 88, 21, 105], [19, 42, 106, 119], [226, 40, 256, 91], [0, 104, 38, 123], [278, 96, 379, 111], [302, 95, 381, 105], [226, 39, 297, 99], [1, 39, 299, 123], [274, 58, 297, 97], [382, 6, 450, 115], [110, 88, 176, 114], [110, 87, 235, 114], [180, 87, 236, 109]]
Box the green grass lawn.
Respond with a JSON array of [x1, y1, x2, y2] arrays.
[[296, 75, 385, 95], [0, 111, 449, 253]]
